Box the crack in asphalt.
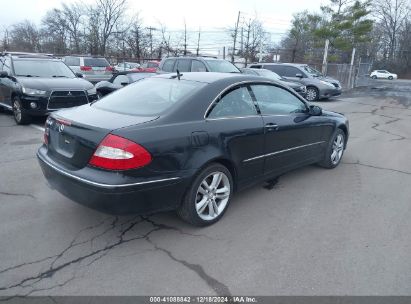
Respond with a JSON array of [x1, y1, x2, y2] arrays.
[[146, 236, 231, 296], [371, 122, 406, 141], [0, 191, 36, 200], [0, 216, 225, 297], [342, 161, 411, 176]]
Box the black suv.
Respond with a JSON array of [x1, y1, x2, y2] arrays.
[[248, 63, 342, 101], [0, 52, 98, 124], [158, 56, 241, 73]]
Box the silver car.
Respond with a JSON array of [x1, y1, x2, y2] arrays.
[[63, 56, 113, 83]]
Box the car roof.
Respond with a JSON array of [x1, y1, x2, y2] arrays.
[[152, 72, 270, 84], [115, 71, 155, 75]]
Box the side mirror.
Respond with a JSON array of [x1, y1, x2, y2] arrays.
[[309, 105, 322, 116], [120, 82, 129, 86], [75, 72, 84, 78], [0, 71, 9, 78], [295, 73, 303, 78]]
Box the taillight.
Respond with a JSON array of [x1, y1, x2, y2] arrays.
[[106, 66, 114, 72], [80, 66, 92, 71], [89, 134, 152, 170], [43, 128, 49, 145]]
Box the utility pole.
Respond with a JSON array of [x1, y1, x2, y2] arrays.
[[196, 27, 201, 56], [231, 11, 241, 63], [223, 46, 226, 60], [183, 21, 187, 56], [348, 47, 356, 89], [258, 34, 263, 63], [146, 26, 157, 58], [322, 39, 329, 75], [240, 27, 244, 54]]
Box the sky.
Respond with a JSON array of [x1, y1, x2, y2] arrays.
[[0, 0, 326, 53]]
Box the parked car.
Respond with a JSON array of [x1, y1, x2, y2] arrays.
[[248, 63, 341, 101], [241, 68, 307, 98], [114, 62, 141, 72], [95, 71, 155, 98], [370, 70, 397, 80], [0, 52, 98, 124], [38, 72, 349, 226], [63, 55, 114, 83], [158, 56, 241, 73], [138, 61, 160, 72]]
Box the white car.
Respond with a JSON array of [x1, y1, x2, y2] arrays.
[[114, 62, 140, 72], [370, 70, 398, 80]]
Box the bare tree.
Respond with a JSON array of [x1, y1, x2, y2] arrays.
[[241, 18, 267, 65], [61, 3, 84, 54], [9, 20, 41, 52], [373, 0, 410, 60], [87, 0, 128, 55], [41, 9, 68, 54]]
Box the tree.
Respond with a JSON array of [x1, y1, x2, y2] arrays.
[[372, 0, 409, 60], [41, 9, 67, 54], [61, 3, 84, 54], [9, 20, 41, 52]]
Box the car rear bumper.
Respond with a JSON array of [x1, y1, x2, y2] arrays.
[[37, 147, 189, 215]]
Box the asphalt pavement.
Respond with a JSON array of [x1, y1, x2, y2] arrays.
[[0, 79, 410, 297]]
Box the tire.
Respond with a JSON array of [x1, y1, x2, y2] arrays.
[[318, 129, 346, 169], [305, 86, 319, 101], [177, 163, 233, 226], [12, 96, 31, 125], [388, 76, 393, 80], [371, 75, 377, 79]]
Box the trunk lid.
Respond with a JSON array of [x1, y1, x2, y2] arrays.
[[46, 104, 158, 169]]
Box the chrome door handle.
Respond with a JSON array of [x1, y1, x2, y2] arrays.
[[265, 123, 279, 131]]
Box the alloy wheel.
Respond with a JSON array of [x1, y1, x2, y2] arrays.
[[306, 88, 318, 101], [331, 134, 344, 165], [195, 171, 231, 221], [13, 100, 22, 123]]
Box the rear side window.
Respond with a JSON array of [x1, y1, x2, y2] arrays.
[[147, 62, 159, 68], [191, 60, 207, 72], [94, 78, 206, 116], [84, 58, 109, 67], [208, 86, 257, 119], [264, 65, 283, 75], [64, 57, 80, 66], [176, 59, 191, 72], [162, 59, 175, 72]]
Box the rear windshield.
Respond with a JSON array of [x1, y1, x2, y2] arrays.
[[13, 60, 75, 78], [84, 58, 110, 67], [93, 77, 206, 116], [204, 59, 240, 73]]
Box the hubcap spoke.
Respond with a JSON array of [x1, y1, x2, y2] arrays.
[[210, 173, 222, 190], [196, 197, 208, 213]]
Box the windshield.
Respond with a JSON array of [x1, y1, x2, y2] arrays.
[[257, 69, 282, 80], [13, 60, 76, 78], [204, 59, 240, 73], [302, 66, 323, 77], [94, 77, 206, 116]]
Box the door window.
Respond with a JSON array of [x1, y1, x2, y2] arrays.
[[282, 66, 303, 77], [251, 84, 307, 115], [208, 86, 257, 119]]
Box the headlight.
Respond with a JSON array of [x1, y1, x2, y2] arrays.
[[87, 87, 97, 95], [320, 80, 335, 88], [22, 87, 47, 95]]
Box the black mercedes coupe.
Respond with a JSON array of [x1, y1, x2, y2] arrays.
[[37, 72, 349, 226]]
